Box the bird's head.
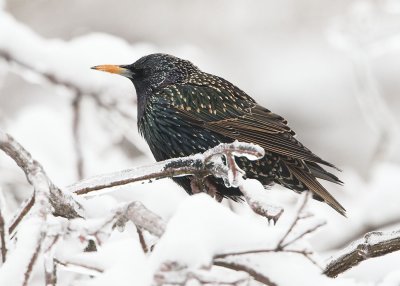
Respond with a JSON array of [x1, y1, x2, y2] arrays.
[[91, 53, 199, 92]]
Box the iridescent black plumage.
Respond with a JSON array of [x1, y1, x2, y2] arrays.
[[92, 53, 346, 216]]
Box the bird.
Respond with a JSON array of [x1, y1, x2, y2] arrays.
[[92, 53, 346, 216]]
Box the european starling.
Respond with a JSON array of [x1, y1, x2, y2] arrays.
[[92, 53, 346, 216]]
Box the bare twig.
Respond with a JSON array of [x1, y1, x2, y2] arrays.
[[72, 93, 84, 180], [280, 221, 326, 249], [214, 248, 313, 259], [324, 229, 400, 277], [155, 267, 250, 286], [8, 193, 35, 235], [23, 231, 46, 286], [0, 202, 6, 263], [276, 192, 311, 250], [213, 192, 324, 274], [214, 260, 277, 286], [136, 227, 148, 253]]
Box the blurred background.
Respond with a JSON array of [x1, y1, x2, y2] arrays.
[[1, 0, 400, 283]]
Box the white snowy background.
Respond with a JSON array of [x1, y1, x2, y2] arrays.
[[1, 0, 400, 285]]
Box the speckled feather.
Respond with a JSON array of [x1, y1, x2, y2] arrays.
[[123, 54, 346, 216]]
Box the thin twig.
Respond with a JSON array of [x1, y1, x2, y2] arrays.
[[0, 203, 7, 263], [276, 192, 311, 250], [280, 221, 326, 249], [72, 93, 84, 180], [8, 194, 35, 235], [214, 260, 277, 286], [23, 231, 46, 286], [136, 227, 148, 253], [214, 248, 313, 259]]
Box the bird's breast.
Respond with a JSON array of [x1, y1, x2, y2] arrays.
[[138, 104, 229, 162]]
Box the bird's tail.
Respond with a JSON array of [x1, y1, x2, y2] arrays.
[[276, 160, 346, 216], [306, 161, 343, 185]]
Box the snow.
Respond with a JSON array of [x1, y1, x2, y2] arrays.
[[149, 194, 283, 271], [311, 163, 400, 251], [222, 253, 368, 286], [0, 129, 6, 143], [0, 12, 149, 96], [0, 218, 43, 286], [378, 269, 400, 286], [1, 1, 400, 285], [68, 231, 152, 286], [240, 179, 284, 223]]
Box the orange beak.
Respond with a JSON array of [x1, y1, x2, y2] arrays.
[[91, 64, 134, 78]]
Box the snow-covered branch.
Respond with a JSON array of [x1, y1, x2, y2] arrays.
[[3, 121, 398, 285], [114, 201, 166, 238], [67, 141, 265, 196], [212, 192, 325, 280], [0, 129, 52, 284], [324, 229, 400, 278], [0, 11, 152, 158], [0, 129, 83, 223]]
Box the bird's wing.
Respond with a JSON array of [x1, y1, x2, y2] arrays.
[[160, 83, 337, 169]]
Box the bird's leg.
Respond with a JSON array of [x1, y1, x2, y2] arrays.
[[189, 176, 223, 202], [204, 178, 223, 203], [189, 176, 206, 194]]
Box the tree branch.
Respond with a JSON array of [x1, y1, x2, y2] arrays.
[[114, 201, 166, 238], [214, 260, 277, 286], [67, 141, 265, 196], [0, 129, 83, 222], [276, 191, 311, 250], [0, 201, 6, 263], [324, 229, 400, 277], [72, 93, 84, 180]]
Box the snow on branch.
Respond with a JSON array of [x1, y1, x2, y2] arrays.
[[0, 129, 83, 223], [0, 129, 53, 284], [67, 141, 265, 196], [212, 192, 325, 279], [324, 229, 400, 278], [114, 201, 166, 238], [3, 127, 395, 285], [0, 11, 153, 158]]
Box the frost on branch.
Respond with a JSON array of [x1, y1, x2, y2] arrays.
[[240, 179, 284, 224], [3, 128, 400, 285], [0, 129, 83, 222], [324, 229, 400, 278], [114, 201, 166, 238], [68, 141, 264, 196], [0, 129, 331, 285]]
